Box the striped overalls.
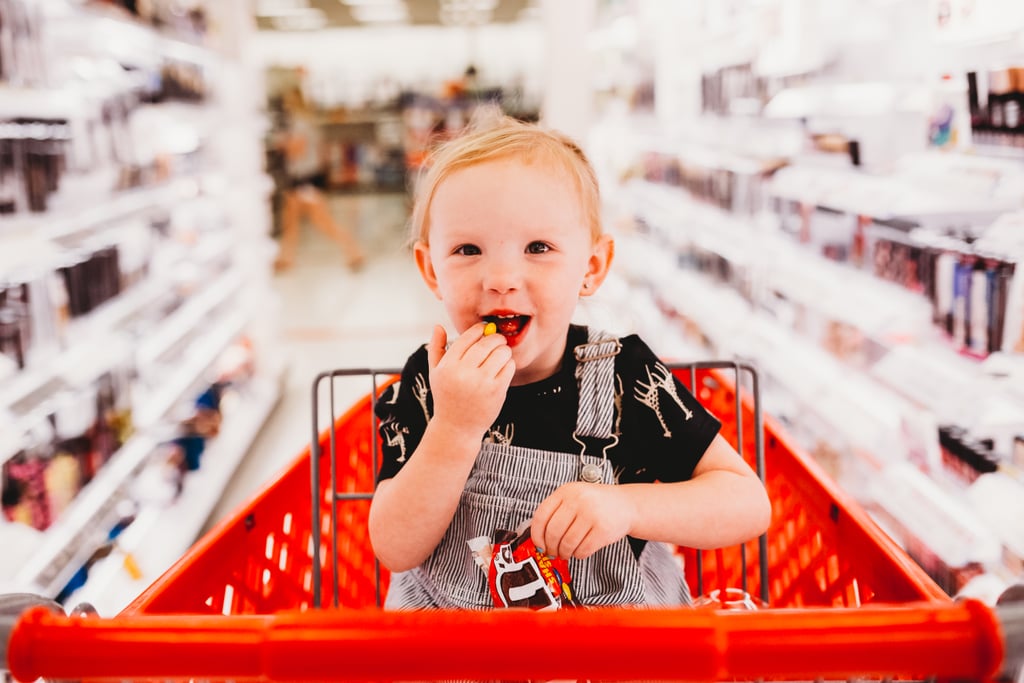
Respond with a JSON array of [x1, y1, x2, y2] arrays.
[[385, 330, 693, 609]]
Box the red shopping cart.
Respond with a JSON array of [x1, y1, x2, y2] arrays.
[[4, 362, 1022, 682]]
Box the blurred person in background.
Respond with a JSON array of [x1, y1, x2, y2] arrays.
[[274, 87, 366, 273]]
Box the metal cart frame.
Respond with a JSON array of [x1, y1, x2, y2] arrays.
[[309, 361, 769, 610]]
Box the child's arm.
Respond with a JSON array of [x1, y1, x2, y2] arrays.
[[531, 435, 770, 559], [368, 323, 514, 572]]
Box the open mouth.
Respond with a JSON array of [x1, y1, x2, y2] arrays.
[[483, 314, 530, 339]]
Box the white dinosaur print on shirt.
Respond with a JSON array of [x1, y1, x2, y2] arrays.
[[634, 363, 693, 438], [383, 380, 400, 405], [485, 423, 514, 445], [412, 373, 431, 424], [380, 417, 410, 462]]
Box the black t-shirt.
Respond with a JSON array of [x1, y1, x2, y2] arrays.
[[375, 325, 721, 487]]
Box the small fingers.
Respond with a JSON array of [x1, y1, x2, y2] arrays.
[[480, 343, 514, 380], [532, 489, 575, 557], [542, 504, 582, 560], [569, 529, 599, 560], [425, 325, 448, 370], [554, 517, 591, 560], [459, 329, 510, 370], [446, 322, 491, 359], [531, 492, 559, 548], [534, 485, 622, 559], [494, 353, 516, 385]]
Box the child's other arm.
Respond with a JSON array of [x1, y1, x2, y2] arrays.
[[532, 435, 771, 559], [368, 323, 514, 572], [370, 419, 486, 572]]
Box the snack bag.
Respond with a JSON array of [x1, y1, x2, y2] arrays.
[[468, 524, 580, 610]]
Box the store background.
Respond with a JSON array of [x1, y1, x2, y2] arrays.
[[1, 0, 1023, 617]]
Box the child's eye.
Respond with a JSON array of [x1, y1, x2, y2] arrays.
[[526, 241, 551, 254], [454, 244, 481, 256]]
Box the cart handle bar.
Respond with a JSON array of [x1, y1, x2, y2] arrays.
[[6, 600, 1022, 681]]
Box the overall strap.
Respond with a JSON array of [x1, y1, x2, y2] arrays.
[[573, 328, 621, 448]]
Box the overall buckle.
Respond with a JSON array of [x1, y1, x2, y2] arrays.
[[573, 338, 621, 363]]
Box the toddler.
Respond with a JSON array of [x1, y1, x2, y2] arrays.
[[367, 116, 771, 609]]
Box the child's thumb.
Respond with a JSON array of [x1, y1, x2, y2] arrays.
[[426, 325, 447, 369]]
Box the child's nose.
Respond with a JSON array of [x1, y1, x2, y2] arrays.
[[483, 259, 522, 293]]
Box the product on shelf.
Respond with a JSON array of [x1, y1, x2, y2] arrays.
[[0, 217, 166, 376], [154, 335, 256, 499], [0, 0, 47, 87], [928, 73, 970, 150], [764, 160, 1024, 359], [1, 361, 133, 532], [967, 65, 1024, 149], [632, 143, 788, 217], [938, 425, 999, 486], [0, 119, 72, 213], [701, 62, 794, 117], [863, 221, 1018, 358], [0, 266, 67, 369], [54, 498, 140, 604]]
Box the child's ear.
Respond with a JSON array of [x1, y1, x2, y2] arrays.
[[580, 234, 615, 297], [414, 240, 443, 300]]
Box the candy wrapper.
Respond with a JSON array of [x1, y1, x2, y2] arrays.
[[468, 524, 580, 610]]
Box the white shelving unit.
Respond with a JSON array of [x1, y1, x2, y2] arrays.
[[0, 1, 279, 606], [609, 191, 1019, 588], [584, 0, 1024, 596], [8, 434, 157, 598], [65, 368, 284, 616], [0, 175, 199, 243], [1, 280, 283, 603]]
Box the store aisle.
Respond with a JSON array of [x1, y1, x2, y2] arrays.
[[205, 192, 443, 529]]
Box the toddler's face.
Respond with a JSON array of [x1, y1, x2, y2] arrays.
[[416, 158, 610, 385]]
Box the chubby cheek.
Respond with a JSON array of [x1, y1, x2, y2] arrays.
[[436, 277, 478, 330]]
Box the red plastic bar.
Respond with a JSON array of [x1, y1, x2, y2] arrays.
[[8, 600, 1003, 681]]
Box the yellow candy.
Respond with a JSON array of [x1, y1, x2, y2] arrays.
[[483, 322, 497, 336]]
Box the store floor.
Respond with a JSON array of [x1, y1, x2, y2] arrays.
[[205, 191, 444, 531]]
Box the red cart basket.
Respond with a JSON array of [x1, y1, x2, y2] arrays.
[[5, 362, 1022, 682]]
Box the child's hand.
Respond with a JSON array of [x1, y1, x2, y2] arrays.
[[425, 323, 514, 438], [530, 483, 634, 560]]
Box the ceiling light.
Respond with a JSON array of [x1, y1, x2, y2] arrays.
[[350, 4, 409, 23], [270, 7, 327, 30], [437, 0, 497, 24], [439, 10, 492, 25], [256, 0, 308, 16], [340, 0, 405, 6], [440, 0, 497, 9], [517, 5, 540, 22]]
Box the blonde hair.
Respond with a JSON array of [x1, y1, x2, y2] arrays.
[[410, 115, 602, 245]]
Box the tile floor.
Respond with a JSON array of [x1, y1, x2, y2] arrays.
[[206, 191, 444, 528]]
